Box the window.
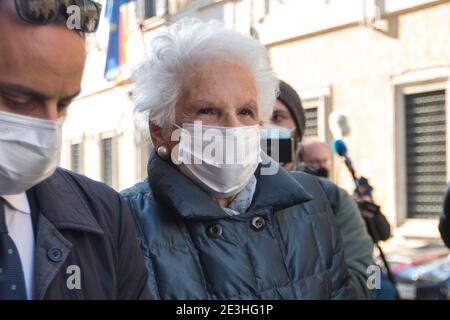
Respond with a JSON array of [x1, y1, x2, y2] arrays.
[[303, 106, 319, 138], [299, 87, 331, 142], [101, 137, 117, 188], [71, 143, 82, 173], [139, 0, 167, 20], [299, 88, 332, 177], [392, 67, 449, 229], [405, 90, 447, 218]]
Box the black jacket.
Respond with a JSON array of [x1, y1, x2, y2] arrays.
[[28, 168, 150, 299], [439, 183, 450, 248], [121, 154, 352, 299]]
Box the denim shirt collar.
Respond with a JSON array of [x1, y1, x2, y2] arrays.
[[222, 175, 257, 216]]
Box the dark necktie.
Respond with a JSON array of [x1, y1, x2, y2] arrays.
[[0, 198, 27, 300]]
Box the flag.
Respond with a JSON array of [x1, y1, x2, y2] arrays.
[[104, 0, 134, 85]]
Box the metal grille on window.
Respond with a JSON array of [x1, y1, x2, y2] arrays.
[[101, 138, 113, 187], [406, 90, 447, 218], [304, 107, 319, 138], [71, 144, 81, 174]]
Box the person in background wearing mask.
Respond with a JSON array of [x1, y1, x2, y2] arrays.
[[122, 18, 353, 300], [268, 80, 375, 299], [302, 140, 391, 242], [301, 140, 332, 178], [0, 0, 149, 299]]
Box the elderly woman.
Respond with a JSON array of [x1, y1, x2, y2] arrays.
[[121, 18, 352, 300]]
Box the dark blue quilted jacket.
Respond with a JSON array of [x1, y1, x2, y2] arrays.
[[121, 154, 353, 300]]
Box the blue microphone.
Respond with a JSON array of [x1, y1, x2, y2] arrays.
[[331, 139, 357, 182], [331, 139, 347, 157]]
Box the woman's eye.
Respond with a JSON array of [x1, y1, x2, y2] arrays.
[[239, 108, 255, 117], [198, 108, 217, 116]]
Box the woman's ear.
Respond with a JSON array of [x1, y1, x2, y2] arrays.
[[150, 121, 176, 147], [150, 122, 164, 147]]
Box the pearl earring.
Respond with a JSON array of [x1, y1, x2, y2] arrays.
[[157, 145, 170, 160]]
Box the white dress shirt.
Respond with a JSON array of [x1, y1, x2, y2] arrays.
[[1, 193, 35, 300]]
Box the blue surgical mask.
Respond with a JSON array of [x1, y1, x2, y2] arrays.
[[260, 123, 295, 139]]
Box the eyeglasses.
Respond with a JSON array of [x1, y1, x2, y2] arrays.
[[14, 0, 102, 33]]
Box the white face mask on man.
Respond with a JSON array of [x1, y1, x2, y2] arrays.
[[172, 122, 262, 198], [0, 110, 65, 195]]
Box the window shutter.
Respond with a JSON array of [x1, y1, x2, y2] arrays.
[[406, 90, 447, 218], [304, 106, 319, 138]]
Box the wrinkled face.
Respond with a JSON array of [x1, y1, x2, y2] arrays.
[[177, 60, 259, 127], [269, 99, 296, 130], [151, 60, 259, 148], [301, 142, 330, 171], [0, 0, 86, 120]]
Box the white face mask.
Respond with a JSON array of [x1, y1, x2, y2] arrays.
[[0, 111, 65, 195], [172, 122, 261, 198]]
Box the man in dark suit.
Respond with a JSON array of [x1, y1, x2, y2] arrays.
[[0, 0, 149, 299]]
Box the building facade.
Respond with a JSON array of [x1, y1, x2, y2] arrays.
[[60, 0, 450, 239]]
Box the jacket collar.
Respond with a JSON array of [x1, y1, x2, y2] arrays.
[[148, 153, 225, 220], [249, 154, 313, 212], [148, 152, 312, 221], [32, 168, 104, 235]]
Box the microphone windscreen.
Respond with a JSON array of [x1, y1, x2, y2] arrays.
[[331, 139, 347, 157], [329, 111, 351, 139]]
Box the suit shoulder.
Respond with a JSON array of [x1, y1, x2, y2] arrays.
[[54, 167, 118, 198]]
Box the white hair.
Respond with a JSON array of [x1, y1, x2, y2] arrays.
[[132, 17, 279, 130]]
